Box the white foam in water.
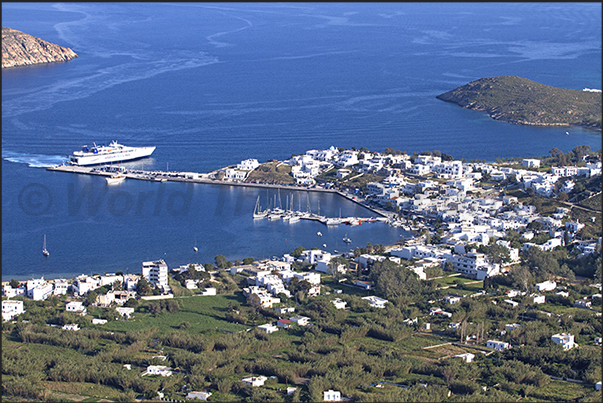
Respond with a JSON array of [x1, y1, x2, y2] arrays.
[[2, 151, 68, 168]]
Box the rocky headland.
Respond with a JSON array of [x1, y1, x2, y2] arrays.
[[2, 27, 78, 69], [436, 76, 602, 131]]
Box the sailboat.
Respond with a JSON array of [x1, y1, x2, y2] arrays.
[[343, 233, 352, 244], [42, 234, 50, 257], [193, 235, 198, 252], [253, 196, 267, 219]]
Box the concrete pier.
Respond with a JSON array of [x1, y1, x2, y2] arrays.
[[46, 163, 391, 219]]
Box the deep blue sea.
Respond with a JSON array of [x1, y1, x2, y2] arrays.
[[2, 2, 601, 280]]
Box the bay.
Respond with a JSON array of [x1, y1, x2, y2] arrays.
[[2, 2, 601, 280]]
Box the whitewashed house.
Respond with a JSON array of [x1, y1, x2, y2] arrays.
[[66, 301, 87, 315], [187, 391, 212, 400], [116, 307, 135, 319], [323, 389, 342, 401], [146, 365, 173, 377], [487, 340, 511, 351], [362, 295, 388, 309], [530, 294, 546, 304], [237, 158, 260, 171], [552, 333, 575, 350], [331, 298, 347, 310], [2, 284, 26, 298], [455, 353, 475, 363], [242, 376, 267, 387], [53, 279, 70, 295], [2, 300, 25, 321], [535, 281, 557, 292], [289, 315, 311, 326], [258, 323, 279, 334]]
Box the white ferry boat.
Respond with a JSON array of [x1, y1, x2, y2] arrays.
[[70, 141, 156, 166]]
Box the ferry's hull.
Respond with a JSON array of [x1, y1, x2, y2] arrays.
[[71, 146, 155, 166]]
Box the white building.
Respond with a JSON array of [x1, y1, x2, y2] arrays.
[[447, 251, 500, 280], [26, 277, 45, 296], [522, 159, 541, 168], [237, 158, 260, 171], [31, 282, 54, 301], [53, 279, 70, 295], [146, 365, 173, 376], [116, 307, 135, 319], [487, 340, 511, 351], [535, 281, 557, 292], [72, 275, 102, 296], [551, 333, 575, 350], [222, 167, 248, 181], [142, 260, 169, 289], [242, 376, 267, 387], [289, 315, 311, 326], [323, 389, 342, 402], [62, 324, 80, 331], [531, 294, 546, 304], [2, 284, 26, 298], [362, 295, 389, 309], [454, 353, 475, 363], [331, 298, 347, 310], [200, 287, 217, 296], [187, 391, 212, 401], [66, 301, 87, 315], [2, 300, 25, 321], [258, 323, 279, 334]]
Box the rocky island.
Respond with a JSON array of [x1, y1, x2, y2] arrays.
[[2, 27, 78, 69], [436, 76, 602, 131]]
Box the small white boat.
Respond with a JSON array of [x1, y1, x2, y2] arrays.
[[42, 234, 49, 257], [288, 215, 300, 223], [106, 174, 126, 185], [343, 233, 352, 244], [193, 235, 198, 252], [317, 231, 323, 237]]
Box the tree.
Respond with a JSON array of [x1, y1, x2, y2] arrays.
[[243, 257, 255, 265], [85, 291, 98, 306], [215, 254, 228, 269], [124, 298, 138, 308], [373, 244, 386, 254], [291, 246, 305, 258], [136, 278, 153, 296], [509, 265, 533, 292], [9, 279, 20, 288], [488, 244, 511, 264], [369, 259, 421, 304]]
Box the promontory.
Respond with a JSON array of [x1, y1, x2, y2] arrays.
[[436, 76, 602, 131], [2, 27, 78, 69]]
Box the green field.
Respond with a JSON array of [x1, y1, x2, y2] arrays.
[[102, 294, 250, 334]]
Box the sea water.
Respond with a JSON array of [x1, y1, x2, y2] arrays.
[[2, 2, 601, 280]]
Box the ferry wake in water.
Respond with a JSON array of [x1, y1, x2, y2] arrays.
[[2, 151, 68, 168]]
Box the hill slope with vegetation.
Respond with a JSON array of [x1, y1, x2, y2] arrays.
[[436, 76, 602, 131]]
